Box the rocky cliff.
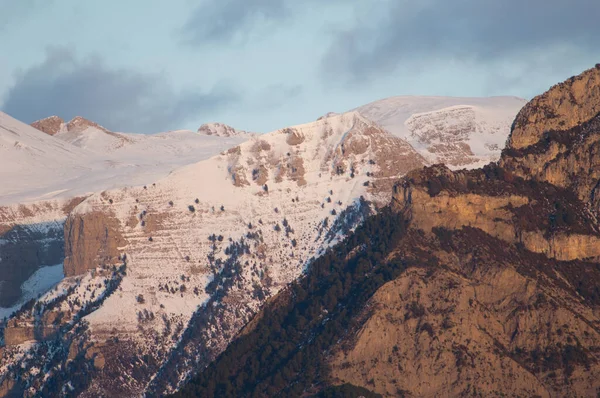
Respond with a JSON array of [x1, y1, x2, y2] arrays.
[[63, 208, 126, 277], [328, 66, 600, 397], [501, 65, 600, 218]]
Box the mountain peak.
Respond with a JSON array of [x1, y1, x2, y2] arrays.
[[31, 115, 110, 136], [66, 116, 110, 133], [31, 115, 65, 136], [197, 122, 249, 137], [508, 64, 600, 150]]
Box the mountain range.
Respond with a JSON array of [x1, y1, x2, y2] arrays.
[[0, 93, 534, 396], [176, 65, 600, 397]]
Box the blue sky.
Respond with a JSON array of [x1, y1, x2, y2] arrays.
[[1, 0, 598, 133]]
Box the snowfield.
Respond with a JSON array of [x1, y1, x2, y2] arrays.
[[354, 96, 526, 167], [0, 111, 248, 205]]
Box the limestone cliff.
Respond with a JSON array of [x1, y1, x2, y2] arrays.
[[63, 209, 126, 277], [507, 65, 600, 150], [393, 164, 600, 262], [502, 65, 600, 217]]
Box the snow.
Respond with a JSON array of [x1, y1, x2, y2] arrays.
[[353, 96, 526, 167], [69, 111, 418, 340], [0, 111, 248, 205], [0, 264, 63, 320]]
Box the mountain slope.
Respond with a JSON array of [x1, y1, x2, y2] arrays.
[[0, 112, 247, 325], [354, 96, 526, 168], [175, 67, 600, 397], [0, 113, 248, 205], [0, 112, 94, 203], [0, 112, 426, 397]]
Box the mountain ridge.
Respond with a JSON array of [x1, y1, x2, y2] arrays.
[[0, 95, 525, 396], [172, 66, 600, 397]]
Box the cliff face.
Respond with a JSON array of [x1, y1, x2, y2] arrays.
[[0, 223, 63, 307], [393, 164, 600, 262], [508, 65, 600, 150], [63, 209, 126, 277], [326, 66, 600, 397], [502, 65, 600, 217], [329, 227, 600, 397]]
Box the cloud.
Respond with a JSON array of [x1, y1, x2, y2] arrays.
[[1, 48, 240, 133], [182, 0, 290, 45], [252, 83, 303, 110], [321, 0, 600, 84], [0, 0, 48, 31], [181, 0, 348, 45]]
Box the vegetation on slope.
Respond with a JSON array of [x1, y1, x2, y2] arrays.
[[173, 207, 412, 397]]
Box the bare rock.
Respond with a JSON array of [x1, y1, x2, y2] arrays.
[[63, 210, 126, 276], [31, 116, 65, 136]]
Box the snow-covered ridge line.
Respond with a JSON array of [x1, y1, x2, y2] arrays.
[[0, 111, 249, 205], [353, 95, 526, 168]]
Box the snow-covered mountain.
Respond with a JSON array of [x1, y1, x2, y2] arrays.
[[0, 112, 248, 324], [0, 111, 427, 396], [0, 112, 96, 204], [0, 96, 526, 396], [0, 114, 248, 205], [354, 96, 526, 168]]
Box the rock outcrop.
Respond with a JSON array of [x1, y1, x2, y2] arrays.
[[63, 209, 126, 277], [31, 115, 64, 136], [31, 115, 110, 136], [198, 122, 249, 137], [501, 66, 600, 217], [507, 65, 600, 150]]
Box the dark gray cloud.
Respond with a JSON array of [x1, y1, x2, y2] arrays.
[[181, 0, 348, 45], [322, 0, 600, 84], [182, 0, 289, 44], [1, 48, 239, 133]]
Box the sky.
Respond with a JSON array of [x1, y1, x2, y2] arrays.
[[0, 0, 598, 134]]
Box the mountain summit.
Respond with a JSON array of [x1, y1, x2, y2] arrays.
[[354, 96, 526, 168], [31, 115, 110, 136]]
